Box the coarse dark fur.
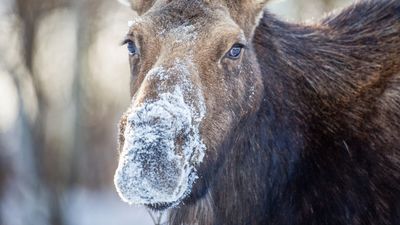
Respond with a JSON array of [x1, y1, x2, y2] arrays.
[[167, 1, 400, 225]]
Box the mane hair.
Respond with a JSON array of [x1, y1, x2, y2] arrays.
[[168, 1, 400, 224]]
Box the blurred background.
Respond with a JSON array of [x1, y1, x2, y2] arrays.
[[0, 0, 351, 224]]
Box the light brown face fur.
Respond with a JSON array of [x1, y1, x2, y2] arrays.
[[114, 0, 267, 208]]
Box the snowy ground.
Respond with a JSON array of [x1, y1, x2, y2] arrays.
[[63, 188, 154, 225], [1, 185, 156, 225]]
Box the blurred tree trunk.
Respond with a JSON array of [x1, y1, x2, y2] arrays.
[[13, 0, 103, 224], [67, 0, 103, 188], [68, 0, 88, 187], [14, 1, 69, 225], [14, 0, 45, 186], [14, 0, 68, 175]]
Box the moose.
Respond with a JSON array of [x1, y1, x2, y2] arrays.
[[113, 0, 400, 224]]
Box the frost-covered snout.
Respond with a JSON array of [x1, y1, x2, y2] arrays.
[[114, 61, 206, 206]]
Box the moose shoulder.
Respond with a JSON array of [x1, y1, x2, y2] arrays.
[[114, 0, 400, 224]]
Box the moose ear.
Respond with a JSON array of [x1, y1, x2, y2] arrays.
[[249, 0, 269, 14], [225, 0, 269, 36], [226, 0, 269, 20], [118, 0, 156, 15]]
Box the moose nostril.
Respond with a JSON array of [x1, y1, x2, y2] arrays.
[[174, 133, 185, 156], [148, 116, 162, 126]]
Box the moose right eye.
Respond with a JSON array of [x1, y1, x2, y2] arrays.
[[225, 43, 245, 60]]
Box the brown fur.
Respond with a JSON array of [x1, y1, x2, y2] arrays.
[[117, 0, 400, 224]]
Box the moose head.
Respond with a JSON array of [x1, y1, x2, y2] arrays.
[[114, 0, 267, 209]]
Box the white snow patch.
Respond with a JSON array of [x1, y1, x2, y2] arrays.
[[128, 18, 143, 28], [249, 85, 255, 100], [146, 66, 169, 81], [114, 57, 206, 206]]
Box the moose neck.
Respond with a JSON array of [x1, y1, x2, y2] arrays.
[[168, 12, 314, 225], [169, 14, 310, 225]]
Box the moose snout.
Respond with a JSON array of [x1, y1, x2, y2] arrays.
[[114, 60, 207, 204], [114, 90, 198, 204], [114, 125, 186, 204]]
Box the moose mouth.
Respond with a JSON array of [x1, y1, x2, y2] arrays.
[[114, 87, 206, 207]]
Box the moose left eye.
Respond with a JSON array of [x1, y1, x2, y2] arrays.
[[226, 44, 244, 59], [126, 40, 137, 56]]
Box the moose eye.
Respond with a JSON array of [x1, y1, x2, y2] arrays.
[[124, 40, 137, 56], [226, 44, 244, 59]]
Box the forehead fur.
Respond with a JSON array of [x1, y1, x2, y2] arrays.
[[127, 0, 268, 14], [128, 0, 266, 38], [128, 0, 245, 46], [144, 0, 217, 29]]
